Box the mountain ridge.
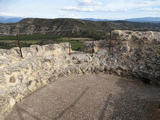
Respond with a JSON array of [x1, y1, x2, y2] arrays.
[[81, 17, 160, 23], [125, 17, 160, 23], [0, 18, 160, 39], [1, 16, 160, 23]]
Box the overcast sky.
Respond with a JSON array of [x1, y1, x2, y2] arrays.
[[0, 0, 160, 19]]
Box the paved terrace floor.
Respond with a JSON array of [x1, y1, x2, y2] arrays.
[[6, 73, 160, 120]]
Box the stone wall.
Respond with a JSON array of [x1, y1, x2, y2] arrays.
[[0, 30, 160, 119], [84, 30, 160, 84], [110, 30, 160, 83], [0, 43, 74, 119]]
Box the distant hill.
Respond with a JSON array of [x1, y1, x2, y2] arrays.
[[1, 16, 160, 23], [81, 17, 160, 23], [81, 18, 113, 21], [125, 17, 160, 23], [0, 16, 23, 23], [0, 18, 160, 39]]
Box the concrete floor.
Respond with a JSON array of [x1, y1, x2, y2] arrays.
[[6, 73, 160, 120]]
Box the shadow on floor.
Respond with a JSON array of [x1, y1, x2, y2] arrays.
[[14, 87, 90, 120], [98, 93, 112, 120], [15, 105, 41, 120], [53, 87, 89, 120], [107, 78, 160, 120]]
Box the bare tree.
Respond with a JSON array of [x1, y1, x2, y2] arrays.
[[69, 40, 71, 55], [16, 33, 23, 58], [110, 30, 112, 40], [68, 36, 71, 55], [91, 40, 94, 56], [109, 30, 114, 56]]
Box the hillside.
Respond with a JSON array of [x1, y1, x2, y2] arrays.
[[0, 18, 160, 39]]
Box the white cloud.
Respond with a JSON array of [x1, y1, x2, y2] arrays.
[[0, 12, 24, 17], [140, 7, 160, 11], [78, 0, 102, 6], [78, 0, 92, 3], [1, 0, 160, 19], [62, 6, 95, 12], [62, 0, 160, 13], [59, 12, 79, 18]]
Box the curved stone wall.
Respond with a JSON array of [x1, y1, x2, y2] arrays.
[[84, 30, 160, 84], [0, 30, 160, 119]]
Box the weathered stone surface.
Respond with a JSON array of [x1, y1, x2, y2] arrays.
[[0, 30, 159, 119], [83, 40, 108, 53], [84, 30, 160, 85]]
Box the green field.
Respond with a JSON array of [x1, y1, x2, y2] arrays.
[[0, 34, 93, 51]]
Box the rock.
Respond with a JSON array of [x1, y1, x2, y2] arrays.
[[83, 30, 160, 85], [9, 76, 16, 83], [71, 53, 92, 64]]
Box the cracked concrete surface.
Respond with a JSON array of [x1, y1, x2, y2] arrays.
[[6, 73, 160, 120]]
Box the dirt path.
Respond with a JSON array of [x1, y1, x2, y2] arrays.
[[6, 73, 160, 120]]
